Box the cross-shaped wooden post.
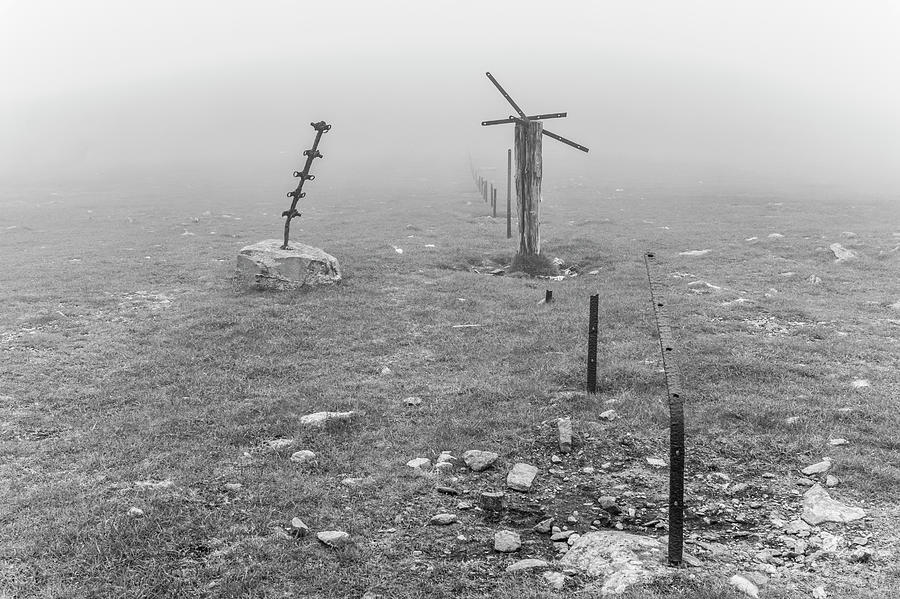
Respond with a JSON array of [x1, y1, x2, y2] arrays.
[[481, 72, 588, 260]]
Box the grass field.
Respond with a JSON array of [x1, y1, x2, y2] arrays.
[[1, 172, 898, 598]]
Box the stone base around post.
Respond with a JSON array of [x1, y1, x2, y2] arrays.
[[235, 239, 342, 291]]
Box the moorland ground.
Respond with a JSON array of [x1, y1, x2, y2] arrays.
[[1, 172, 898, 598]]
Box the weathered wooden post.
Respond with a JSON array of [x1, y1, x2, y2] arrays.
[[515, 120, 543, 255], [481, 72, 588, 262], [506, 148, 512, 239]]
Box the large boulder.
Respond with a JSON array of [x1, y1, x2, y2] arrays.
[[235, 239, 341, 290], [560, 531, 668, 595]]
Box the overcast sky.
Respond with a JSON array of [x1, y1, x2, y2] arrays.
[[1, 1, 898, 192]]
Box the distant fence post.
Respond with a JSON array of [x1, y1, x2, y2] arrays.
[[644, 251, 686, 567], [587, 294, 598, 393], [506, 148, 512, 238], [492, 187, 497, 218]]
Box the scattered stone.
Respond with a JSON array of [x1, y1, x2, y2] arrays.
[[557, 417, 573, 453], [134, 479, 175, 490], [797, 476, 815, 486], [598, 496, 620, 515], [300, 411, 355, 427], [840, 231, 857, 239], [801, 458, 832, 476], [403, 396, 423, 406], [850, 547, 873, 563], [801, 484, 866, 525], [581, 466, 595, 474], [435, 485, 460, 495], [223, 483, 242, 492], [128, 507, 144, 518], [235, 240, 342, 290], [687, 280, 722, 293], [551, 530, 575, 542], [825, 474, 840, 488], [290, 450, 316, 464], [829, 438, 849, 446], [506, 558, 549, 573], [436, 451, 457, 465], [679, 249, 711, 257], [681, 552, 702, 567], [533, 518, 554, 534], [494, 530, 522, 553], [829, 243, 857, 262], [567, 533, 581, 546], [507, 463, 538, 492], [785, 519, 812, 535], [542, 571, 566, 590], [812, 585, 827, 598], [560, 531, 668, 595], [406, 457, 431, 471], [553, 542, 569, 555], [380, 366, 393, 376], [457, 501, 474, 510], [851, 535, 869, 546], [463, 450, 499, 472], [599, 409, 617, 420], [768, 233, 784, 239], [728, 574, 760, 598], [550, 454, 563, 464], [785, 416, 801, 425], [316, 530, 351, 547], [851, 379, 870, 389], [729, 482, 750, 495], [429, 513, 459, 526], [808, 274, 822, 285], [266, 438, 296, 452], [341, 477, 364, 487], [646, 457, 666, 468], [290, 517, 309, 537]]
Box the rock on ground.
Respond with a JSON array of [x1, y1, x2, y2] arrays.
[[507, 463, 539, 491], [290, 450, 316, 464], [494, 530, 522, 553], [316, 530, 350, 547], [679, 249, 711, 256], [406, 457, 431, 471], [429, 513, 459, 525], [728, 574, 760, 598], [506, 558, 548, 573], [829, 243, 857, 262], [290, 517, 309, 536], [463, 450, 499, 472], [801, 458, 832, 476], [542, 571, 566, 590], [599, 409, 617, 420], [560, 531, 668, 595], [300, 411, 356, 426], [802, 484, 866, 525], [266, 438, 296, 452], [235, 239, 341, 290]]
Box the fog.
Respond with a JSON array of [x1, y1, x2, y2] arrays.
[[2, 1, 899, 195]]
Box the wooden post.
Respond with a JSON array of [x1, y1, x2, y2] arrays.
[[514, 120, 542, 256], [506, 148, 512, 239], [491, 186, 497, 217]]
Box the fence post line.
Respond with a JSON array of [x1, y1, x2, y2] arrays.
[[587, 294, 598, 393]]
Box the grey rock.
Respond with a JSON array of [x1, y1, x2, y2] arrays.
[[290, 450, 316, 464], [507, 463, 539, 491], [506, 558, 549, 573], [290, 517, 309, 536], [557, 417, 573, 453], [406, 457, 431, 470], [551, 530, 575, 542], [404, 396, 423, 406], [801, 484, 866, 525], [316, 530, 350, 547], [825, 474, 840, 488], [598, 496, 620, 515], [300, 411, 355, 427], [560, 531, 668, 595], [533, 518, 554, 534], [266, 438, 296, 452], [542, 571, 566, 590], [728, 574, 760, 598], [801, 458, 832, 476], [599, 409, 618, 420], [128, 507, 144, 518], [850, 547, 873, 563], [463, 450, 499, 472], [646, 457, 666, 468], [429, 513, 459, 526], [235, 239, 341, 290], [494, 530, 522, 553], [829, 243, 857, 262]]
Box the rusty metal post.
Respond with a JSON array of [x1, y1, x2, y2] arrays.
[[587, 294, 598, 393], [282, 120, 330, 249], [644, 251, 686, 567]]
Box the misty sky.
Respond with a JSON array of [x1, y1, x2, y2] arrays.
[[1, 1, 898, 192]]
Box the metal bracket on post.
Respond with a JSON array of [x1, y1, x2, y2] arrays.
[[282, 120, 331, 249], [644, 251, 686, 567]]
